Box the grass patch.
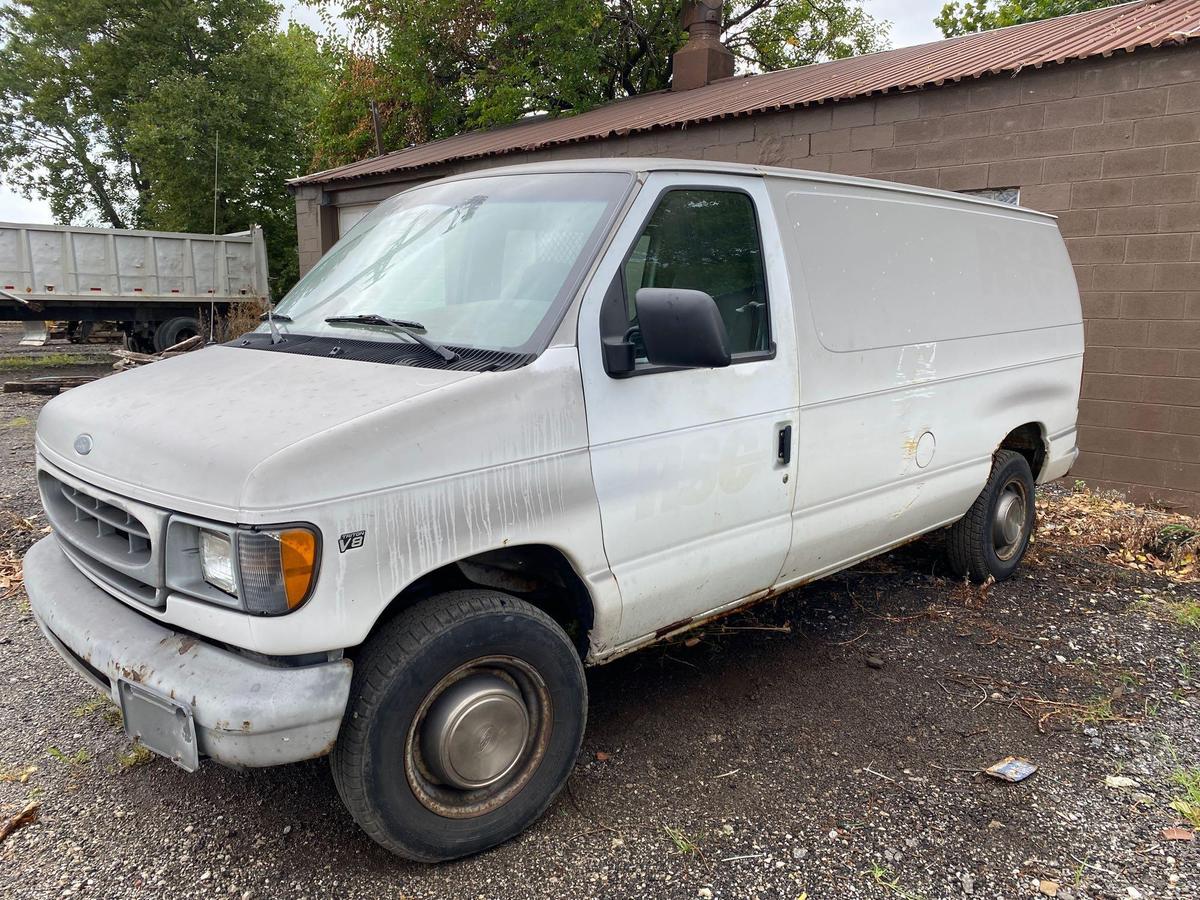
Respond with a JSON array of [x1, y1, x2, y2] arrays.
[[1077, 695, 1119, 725], [0, 416, 32, 428], [866, 862, 925, 900], [72, 694, 122, 727], [116, 743, 154, 771], [71, 695, 110, 717], [1170, 598, 1200, 631], [0, 353, 111, 371], [663, 824, 700, 855], [1170, 769, 1200, 827], [46, 745, 90, 766], [1177, 657, 1197, 688]]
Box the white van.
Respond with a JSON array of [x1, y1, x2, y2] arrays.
[[24, 160, 1082, 861]]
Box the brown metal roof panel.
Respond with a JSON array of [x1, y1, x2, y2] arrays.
[[292, 0, 1200, 185]]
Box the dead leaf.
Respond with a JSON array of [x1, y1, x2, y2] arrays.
[[0, 765, 36, 784], [1162, 826, 1194, 841], [1035, 486, 1198, 582], [0, 801, 39, 844], [594, 751, 610, 762]]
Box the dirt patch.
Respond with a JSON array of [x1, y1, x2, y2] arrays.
[[0, 365, 1195, 898]]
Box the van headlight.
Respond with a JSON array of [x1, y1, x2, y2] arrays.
[[168, 519, 320, 615], [199, 530, 236, 595]]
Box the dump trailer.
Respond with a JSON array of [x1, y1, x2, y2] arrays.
[[0, 222, 269, 351]]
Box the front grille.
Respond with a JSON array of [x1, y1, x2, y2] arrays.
[[57, 482, 150, 562], [58, 541, 158, 606], [39, 470, 165, 608]]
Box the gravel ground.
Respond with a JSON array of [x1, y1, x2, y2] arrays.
[[0, 330, 1197, 899]]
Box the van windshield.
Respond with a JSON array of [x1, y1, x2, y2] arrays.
[[271, 172, 632, 354]]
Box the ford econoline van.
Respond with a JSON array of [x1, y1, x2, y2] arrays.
[[24, 160, 1082, 861]]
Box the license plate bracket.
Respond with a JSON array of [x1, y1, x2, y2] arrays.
[[116, 679, 199, 772]]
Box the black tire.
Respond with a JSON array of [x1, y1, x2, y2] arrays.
[[332, 590, 587, 862], [947, 449, 1036, 582], [153, 316, 200, 352]]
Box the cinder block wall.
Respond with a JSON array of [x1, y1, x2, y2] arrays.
[[295, 43, 1200, 510]]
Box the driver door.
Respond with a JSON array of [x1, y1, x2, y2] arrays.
[[577, 173, 800, 648]]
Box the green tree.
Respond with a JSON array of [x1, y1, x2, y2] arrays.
[[309, 0, 890, 170], [934, 0, 1135, 38], [0, 0, 331, 294]]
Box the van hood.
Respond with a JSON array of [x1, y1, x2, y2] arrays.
[[36, 345, 476, 516]]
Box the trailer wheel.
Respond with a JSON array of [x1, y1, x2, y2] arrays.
[[123, 330, 156, 354], [153, 317, 200, 352], [66, 321, 94, 344], [332, 590, 587, 861], [946, 449, 1036, 582]]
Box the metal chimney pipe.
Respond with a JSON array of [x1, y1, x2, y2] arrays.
[[672, 0, 735, 91]]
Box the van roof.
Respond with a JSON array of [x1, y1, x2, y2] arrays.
[[428, 157, 1059, 221]]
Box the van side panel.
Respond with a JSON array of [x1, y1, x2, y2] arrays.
[[788, 182, 1080, 352], [766, 177, 1083, 585]]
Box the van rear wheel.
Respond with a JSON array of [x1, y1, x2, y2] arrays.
[[331, 590, 587, 862], [947, 449, 1035, 582]]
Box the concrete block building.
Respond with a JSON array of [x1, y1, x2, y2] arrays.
[[292, 0, 1200, 510]]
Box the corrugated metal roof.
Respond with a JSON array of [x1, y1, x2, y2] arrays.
[[293, 0, 1200, 186]]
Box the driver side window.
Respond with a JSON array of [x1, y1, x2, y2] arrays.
[[622, 189, 770, 359]]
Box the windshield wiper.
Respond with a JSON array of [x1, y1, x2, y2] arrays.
[[258, 312, 292, 322], [325, 314, 459, 363]]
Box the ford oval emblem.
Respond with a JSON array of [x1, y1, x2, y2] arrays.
[[73, 434, 93, 455]]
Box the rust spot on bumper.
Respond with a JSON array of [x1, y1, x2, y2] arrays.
[[117, 663, 149, 684]]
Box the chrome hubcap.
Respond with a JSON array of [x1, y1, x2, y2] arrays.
[[420, 674, 530, 789], [405, 656, 552, 819], [993, 482, 1028, 560]]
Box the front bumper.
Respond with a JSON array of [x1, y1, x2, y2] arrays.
[[24, 536, 352, 768]]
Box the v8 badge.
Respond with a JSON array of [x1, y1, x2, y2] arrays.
[[338, 530, 366, 553]]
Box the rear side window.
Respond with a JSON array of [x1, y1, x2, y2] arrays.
[[622, 189, 770, 358]]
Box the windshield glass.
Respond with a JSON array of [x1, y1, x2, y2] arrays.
[[272, 172, 632, 353]]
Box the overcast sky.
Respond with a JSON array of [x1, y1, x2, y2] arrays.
[[0, 1, 945, 225]]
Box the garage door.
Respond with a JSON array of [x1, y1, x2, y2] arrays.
[[337, 203, 378, 239]]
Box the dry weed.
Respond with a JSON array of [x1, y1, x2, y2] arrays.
[[202, 300, 267, 343], [1037, 484, 1198, 582]]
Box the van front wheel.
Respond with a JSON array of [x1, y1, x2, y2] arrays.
[[947, 449, 1035, 582], [331, 590, 587, 862]]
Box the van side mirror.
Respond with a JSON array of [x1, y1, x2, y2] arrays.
[[634, 288, 731, 370]]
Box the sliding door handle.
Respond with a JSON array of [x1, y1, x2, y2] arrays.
[[777, 425, 793, 466]]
